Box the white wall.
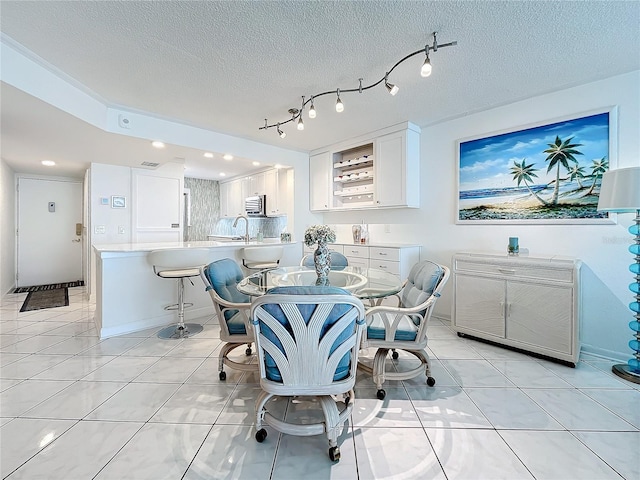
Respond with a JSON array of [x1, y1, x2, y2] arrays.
[[325, 71, 640, 361], [0, 159, 16, 294]]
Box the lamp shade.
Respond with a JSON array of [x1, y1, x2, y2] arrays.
[[597, 167, 640, 212]]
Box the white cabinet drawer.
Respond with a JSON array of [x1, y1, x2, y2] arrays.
[[304, 244, 345, 255], [369, 247, 400, 262], [368, 259, 400, 275], [346, 256, 369, 268], [343, 245, 369, 258], [455, 259, 574, 283]]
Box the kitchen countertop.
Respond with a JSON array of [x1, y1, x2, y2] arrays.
[[93, 240, 299, 254]]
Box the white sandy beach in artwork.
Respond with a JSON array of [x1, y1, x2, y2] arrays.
[[459, 183, 605, 220]]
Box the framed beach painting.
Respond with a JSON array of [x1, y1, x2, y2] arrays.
[[456, 107, 617, 224]]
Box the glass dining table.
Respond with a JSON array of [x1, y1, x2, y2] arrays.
[[236, 265, 404, 302]]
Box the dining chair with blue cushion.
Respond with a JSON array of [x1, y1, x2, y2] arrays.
[[250, 285, 366, 462], [200, 258, 257, 380], [360, 260, 450, 399], [300, 251, 349, 268]]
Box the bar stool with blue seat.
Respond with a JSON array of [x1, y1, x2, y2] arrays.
[[148, 248, 211, 339]]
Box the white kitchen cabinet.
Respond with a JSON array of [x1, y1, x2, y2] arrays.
[[219, 181, 231, 217], [309, 151, 332, 211], [248, 172, 266, 196], [452, 252, 582, 366], [309, 122, 420, 211], [227, 179, 244, 217], [375, 128, 420, 208], [220, 167, 291, 219], [264, 169, 279, 215]]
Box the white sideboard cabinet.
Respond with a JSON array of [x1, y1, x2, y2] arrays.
[[452, 252, 582, 366]]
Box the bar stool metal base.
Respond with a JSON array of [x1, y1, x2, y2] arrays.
[[157, 323, 204, 339]]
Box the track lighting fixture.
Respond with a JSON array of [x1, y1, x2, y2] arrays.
[[335, 89, 344, 112], [385, 73, 399, 96], [259, 32, 456, 138]]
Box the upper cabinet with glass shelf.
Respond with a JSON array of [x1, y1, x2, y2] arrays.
[[309, 122, 420, 211]]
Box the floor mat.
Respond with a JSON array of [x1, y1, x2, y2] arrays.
[[13, 281, 84, 294], [20, 288, 69, 312]]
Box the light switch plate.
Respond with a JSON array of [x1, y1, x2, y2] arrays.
[[94, 225, 106, 234], [118, 226, 125, 234]]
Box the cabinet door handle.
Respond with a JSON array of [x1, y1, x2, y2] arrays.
[[498, 268, 516, 274], [378, 252, 387, 256]]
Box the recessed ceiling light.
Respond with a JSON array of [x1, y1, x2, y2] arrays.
[[203, 152, 214, 158], [223, 154, 233, 161], [220, 172, 226, 177], [252, 161, 260, 166], [151, 141, 165, 149], [41, 160, 56, 166]]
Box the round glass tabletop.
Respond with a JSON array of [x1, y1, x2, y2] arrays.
[[237, 265, 403, 300]]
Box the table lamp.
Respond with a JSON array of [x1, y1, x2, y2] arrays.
[[597, 166, 640, 384]]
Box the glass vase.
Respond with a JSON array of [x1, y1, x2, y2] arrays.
[[314, 242, 331, 283]]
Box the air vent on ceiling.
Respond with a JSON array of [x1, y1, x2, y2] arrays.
[[140, 162, 160, 168]]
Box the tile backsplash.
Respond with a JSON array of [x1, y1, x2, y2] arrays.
[[184, 177, 287, 241]]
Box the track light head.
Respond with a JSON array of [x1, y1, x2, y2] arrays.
[[277, 123, 286, 138], [336, 89, 344, 113], [421, 49, 432, 77], [297, 116, 304, 130], [309, 98, 316, 118], [385, 73, 399, 96]]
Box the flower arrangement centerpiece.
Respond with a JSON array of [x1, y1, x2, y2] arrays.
[[304, 225, 336, 282]]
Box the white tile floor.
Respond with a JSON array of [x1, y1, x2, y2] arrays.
[[1, 288, 638, 479]]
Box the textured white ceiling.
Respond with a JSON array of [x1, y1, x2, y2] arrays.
[[1, 1, 639, 178]]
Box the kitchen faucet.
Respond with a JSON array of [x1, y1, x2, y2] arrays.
[[232, 215, 249, 243]]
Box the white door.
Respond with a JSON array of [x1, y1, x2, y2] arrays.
[[17, 177, 83, 287]]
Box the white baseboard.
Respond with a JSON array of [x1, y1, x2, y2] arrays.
[[580, 344, 628, 363]]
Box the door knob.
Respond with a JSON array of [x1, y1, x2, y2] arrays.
[[72, 239, 81, 243]]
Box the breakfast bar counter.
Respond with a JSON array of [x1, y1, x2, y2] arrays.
[[93, 240, 301, 338]]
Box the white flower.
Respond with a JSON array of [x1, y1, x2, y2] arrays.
[[304, 225, 336, 247]]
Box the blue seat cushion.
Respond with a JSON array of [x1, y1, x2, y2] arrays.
[[259, 286, 355, 382], [204, 259, 250, 323], [366, 312, 419, 341], [399, 261, 443, 325], [226, 311, 247, 335]]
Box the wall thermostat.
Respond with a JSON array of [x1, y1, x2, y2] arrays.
[[48, 202, 55, 212]]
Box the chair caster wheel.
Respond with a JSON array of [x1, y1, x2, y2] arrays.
[[376, 389, 386, 400], [329, 446, 340, 462], [245, 347, 252, 356], [427, 376, 436, 387], [219, 371, 226, 381], [391, 351, 399, 360], [255, 428, 267, 443]]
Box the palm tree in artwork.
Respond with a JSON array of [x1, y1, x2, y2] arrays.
[[510, 159, 549, 205], [585, 157, 609, 196], [567, 164, 587, 189], [543, 136, 584, 204]]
